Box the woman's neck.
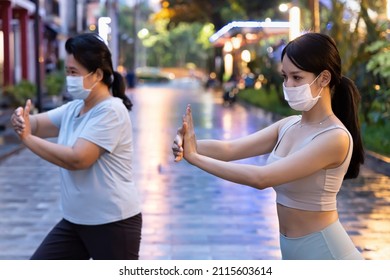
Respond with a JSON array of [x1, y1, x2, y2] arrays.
[[80, 85, 111, 115]]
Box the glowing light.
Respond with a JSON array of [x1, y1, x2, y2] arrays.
[[98, 17, 111, 45], [223, 41, 233, 53], [388, 0, 390, 19], [137, 28, 149, 39], [279, 3, 289, 13], [224, 54, 233, 78], [241, 50, 251, 63], [289, 7, 301, 41], [231, 36, 242, 49], [209, 21, 290, 43], [0, 32, 3, 65]]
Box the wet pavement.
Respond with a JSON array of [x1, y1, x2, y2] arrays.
[[0, 79, 389, 260]]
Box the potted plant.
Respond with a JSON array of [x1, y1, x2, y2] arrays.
[[4, 80, 36, 107], [44, 71, 65, 105]]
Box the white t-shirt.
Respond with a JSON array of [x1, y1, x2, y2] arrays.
[[48, 98, 141, 225]]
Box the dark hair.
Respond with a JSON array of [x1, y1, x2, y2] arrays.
[[65, 33, 133, 110], [281, 32, 364, 179]]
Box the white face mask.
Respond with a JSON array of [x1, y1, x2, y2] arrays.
[[66, 73, 97, 100], [283, 74, 323, 111]]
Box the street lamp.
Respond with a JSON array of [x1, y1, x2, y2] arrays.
[[387, 0, 390, 20], [98, 17, 111, 45], [289, 6, 301, 40], [279, 3, 301, 41]]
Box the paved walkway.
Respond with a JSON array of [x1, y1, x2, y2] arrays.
[[0, 83, 389, 260]]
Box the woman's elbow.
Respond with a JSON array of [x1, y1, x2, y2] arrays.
[[66, 156, 94, 170], [249, 181, 271, 190], [248, 173, 273, 190]]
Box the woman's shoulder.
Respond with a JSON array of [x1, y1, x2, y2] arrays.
[[49, 99, 82, 115], [59, 99, 83, 107], [93, 97, 130, 121], [276, 115, 301, 129], [95, 97, 126, 112]]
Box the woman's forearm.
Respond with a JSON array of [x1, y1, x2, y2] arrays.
[[188, 153, 268, 190], [21, 135, 80, 170], [197, 139, 234, 161]]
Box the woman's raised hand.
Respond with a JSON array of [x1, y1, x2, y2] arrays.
[[10, 99, 32, 139], [181, 104, 198, 162], [172, 124, 185, 162], [172, 104, 198, 162]]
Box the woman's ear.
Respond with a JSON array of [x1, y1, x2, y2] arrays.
[[320, 70, 331, 87], [95, 68, 104, 81]]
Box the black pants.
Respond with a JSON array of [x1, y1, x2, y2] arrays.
[[31, 213, 142, 260]]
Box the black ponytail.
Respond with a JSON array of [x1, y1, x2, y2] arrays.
[[332, 76, 365, 179], [112, 71, 133, 111]]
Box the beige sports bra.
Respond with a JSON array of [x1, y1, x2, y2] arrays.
[[266, 116, 353, 211]]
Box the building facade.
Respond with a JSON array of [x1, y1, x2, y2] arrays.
[[0, 0, 101, 93]]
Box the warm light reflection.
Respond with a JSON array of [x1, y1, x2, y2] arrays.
[[221, 105, 251, 139], [132, 87, 174, 216], [222, 111, 233, 139], [200, 93, 214, 129]]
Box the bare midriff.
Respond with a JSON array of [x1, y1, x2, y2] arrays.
[[277, 203, 339, 238]]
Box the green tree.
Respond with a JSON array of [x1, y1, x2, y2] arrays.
[[153, 0, 287, 79], [319, 0, 389, 124], [117, 3, 153, 70], [140, 19, 213, 68], [365, 29, 390, 124]]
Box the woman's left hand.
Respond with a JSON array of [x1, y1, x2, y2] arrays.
[[182, 104, 198, 162]]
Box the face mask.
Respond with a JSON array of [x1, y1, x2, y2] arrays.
[[66, 73, 96, 100], [283, 74, 323, 111]]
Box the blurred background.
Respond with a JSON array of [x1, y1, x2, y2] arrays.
[[0, 0, 389, 260]]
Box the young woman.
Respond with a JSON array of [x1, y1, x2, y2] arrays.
[[11, 33, 142, 260], [172, 32, 365, 260]]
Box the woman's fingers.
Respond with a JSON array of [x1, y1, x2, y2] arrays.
[[24, 99, 31, 118], [172, 123, 187, 162], [11, 107, 25, 134]]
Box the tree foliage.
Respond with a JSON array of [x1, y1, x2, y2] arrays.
[[321, 0, 389, 124], [153, 0, 285, 30], [141, 19, 213, 68]]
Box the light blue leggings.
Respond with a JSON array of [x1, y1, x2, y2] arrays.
[[280, 220, 364, 260]]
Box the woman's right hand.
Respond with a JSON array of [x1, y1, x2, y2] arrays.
[[172, 125, 185, 162], [11, 106, 25, 135]]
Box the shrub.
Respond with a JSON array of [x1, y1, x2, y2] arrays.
[[4, 80, 36, 107], [44, 72, 65, 96]]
